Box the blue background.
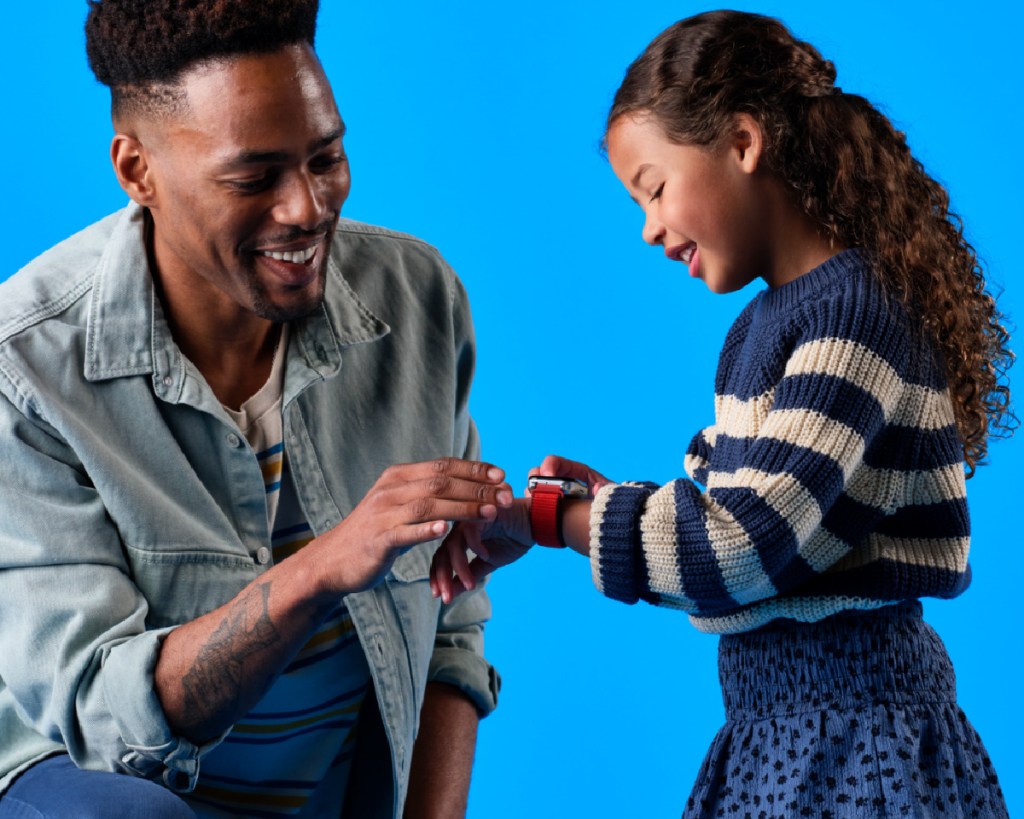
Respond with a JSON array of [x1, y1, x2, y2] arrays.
[[4, 3, 1020, 816]]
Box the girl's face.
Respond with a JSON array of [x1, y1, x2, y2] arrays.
[[606, 114, 778, 293]]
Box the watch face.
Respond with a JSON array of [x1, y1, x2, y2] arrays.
[[527, 476, 590, 497]]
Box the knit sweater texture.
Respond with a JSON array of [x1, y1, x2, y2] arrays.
[[590, 250, 970, 634]]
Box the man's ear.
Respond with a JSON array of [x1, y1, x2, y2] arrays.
[[731, 113, 764, 174], [111, 133, 158, 207]]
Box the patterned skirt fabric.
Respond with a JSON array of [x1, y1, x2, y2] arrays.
[[684, 602, 1008, 818]]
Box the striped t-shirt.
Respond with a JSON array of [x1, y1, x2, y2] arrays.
[[590, 250, 971, 634], [186, 328, 371, 817]]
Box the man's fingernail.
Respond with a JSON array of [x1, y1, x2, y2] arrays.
[[487, 467, 503, 481]]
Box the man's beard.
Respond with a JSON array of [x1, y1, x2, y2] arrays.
[[246, 263, 328, 323]]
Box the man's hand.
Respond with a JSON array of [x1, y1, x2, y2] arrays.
[[303, 457, 513, 601], [158, 457, 511, 743], [429, 454, 616, 602]]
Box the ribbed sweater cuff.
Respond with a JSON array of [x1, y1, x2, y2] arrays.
[[590, 482, 658, 604]]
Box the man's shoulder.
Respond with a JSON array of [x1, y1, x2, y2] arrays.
[[330, 218, 452, 274], [324, 219, 471, 331], [0, 209, 128, 344], [333, 218, 437, 247]]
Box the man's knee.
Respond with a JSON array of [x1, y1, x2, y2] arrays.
[[1, 756, 197, 819]]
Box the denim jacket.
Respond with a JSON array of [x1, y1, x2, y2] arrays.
[[0, 204, 500, 816]]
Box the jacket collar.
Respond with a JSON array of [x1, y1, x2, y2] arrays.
[[84, 203, 390, 398]]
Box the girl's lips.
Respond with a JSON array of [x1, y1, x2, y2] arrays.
[[688, 246, 701, 278], [666, 241, 697, 263]]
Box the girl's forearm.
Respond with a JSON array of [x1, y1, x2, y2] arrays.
[[560, 498, 593, 557]]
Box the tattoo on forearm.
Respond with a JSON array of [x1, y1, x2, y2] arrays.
[[181, 581, 281, 726]]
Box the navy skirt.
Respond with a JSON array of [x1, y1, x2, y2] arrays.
[[684, 602, 1007, 818]]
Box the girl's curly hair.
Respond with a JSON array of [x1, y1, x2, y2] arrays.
[[85, 0, 319, 119], [607, 9, 1015, 476]]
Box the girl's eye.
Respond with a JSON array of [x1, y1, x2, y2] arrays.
[[649, 183, 665, 203]]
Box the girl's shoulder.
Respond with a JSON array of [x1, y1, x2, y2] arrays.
[[754, 250, 911, 365]]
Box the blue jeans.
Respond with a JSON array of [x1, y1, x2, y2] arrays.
[[0, 755, 196, 819]]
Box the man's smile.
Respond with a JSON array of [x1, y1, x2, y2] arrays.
[[257, 244, 318, 264]]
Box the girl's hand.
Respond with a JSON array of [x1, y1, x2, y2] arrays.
[[429, 498, 533, 604], [528, 454, 614, 495]]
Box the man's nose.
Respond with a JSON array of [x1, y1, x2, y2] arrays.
[[273, 172, 327, 230]]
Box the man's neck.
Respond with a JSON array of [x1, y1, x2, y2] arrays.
[[145, 216, 286, 410], [181, 321, 283, 411], [153, 268, 284, 410]]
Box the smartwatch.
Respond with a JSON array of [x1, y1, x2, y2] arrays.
[[528, 475, 590, 548]]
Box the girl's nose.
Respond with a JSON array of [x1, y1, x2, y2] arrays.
[[641, 211, 665, 246]]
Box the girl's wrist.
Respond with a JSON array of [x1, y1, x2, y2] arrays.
[[560, 498, 593, 557]]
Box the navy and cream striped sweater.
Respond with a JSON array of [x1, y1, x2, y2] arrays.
[[590, 250, 970, 634]]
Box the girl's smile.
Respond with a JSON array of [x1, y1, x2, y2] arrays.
[[606, 113, 767, 294], [665, 242, 698, 276], [606, 113, 838, 293]]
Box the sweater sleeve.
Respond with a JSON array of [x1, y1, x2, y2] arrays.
[[590, 285, 921, 614], [683, 425, 715, 486]]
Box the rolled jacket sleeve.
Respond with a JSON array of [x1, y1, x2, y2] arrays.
[[428, 583, 501, 717], [424, 269, 500, 717], [0, 383, 221, 791]]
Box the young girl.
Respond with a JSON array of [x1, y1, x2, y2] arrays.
[[431, 9, 1013, 816]]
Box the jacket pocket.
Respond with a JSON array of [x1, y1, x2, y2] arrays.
[[124, 545, 258, 628]]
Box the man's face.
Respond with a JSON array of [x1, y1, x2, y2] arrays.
[[133, 43, 350, 324]]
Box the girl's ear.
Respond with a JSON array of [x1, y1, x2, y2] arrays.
[[110, 133, 159, 208], [730, 113, 764, 174]]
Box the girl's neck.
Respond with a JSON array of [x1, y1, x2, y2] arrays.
[[761, 181, 845, 289]]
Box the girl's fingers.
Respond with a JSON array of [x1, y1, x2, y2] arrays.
[[472, 559, 497, 585], [430, 543, 453, 601], [464, 523, 490, 561], [449, 539, 475, 591], [535, 454, 613, 492]]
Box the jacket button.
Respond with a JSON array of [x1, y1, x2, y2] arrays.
[[256, 546, 272, 565], [226, 433, 242, 448]]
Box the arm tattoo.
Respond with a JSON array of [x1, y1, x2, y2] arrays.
[[181, 581, 281, 727]]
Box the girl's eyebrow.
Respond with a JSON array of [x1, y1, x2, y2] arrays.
[[631, 164, 653, 189]]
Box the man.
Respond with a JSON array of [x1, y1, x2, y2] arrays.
[[0, 1, 509, 816]]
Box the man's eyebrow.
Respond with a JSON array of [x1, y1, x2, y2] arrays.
[[226, 125, 346, 166]]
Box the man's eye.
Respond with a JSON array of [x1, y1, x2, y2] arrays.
[[229, 175, 274, 193], [312, 155, 346, 173]]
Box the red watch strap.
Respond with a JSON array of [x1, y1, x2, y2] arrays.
[[530, 485, 565, 548]]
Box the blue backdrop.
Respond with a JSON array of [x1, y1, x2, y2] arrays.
[[4, 3, 1021, 817]]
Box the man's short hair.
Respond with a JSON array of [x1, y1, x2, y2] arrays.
[[85, 0, 320, 119]]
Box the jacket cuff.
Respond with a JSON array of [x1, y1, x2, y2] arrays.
[[103, 628, 227, 792], [427, 649, 501, 717]]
